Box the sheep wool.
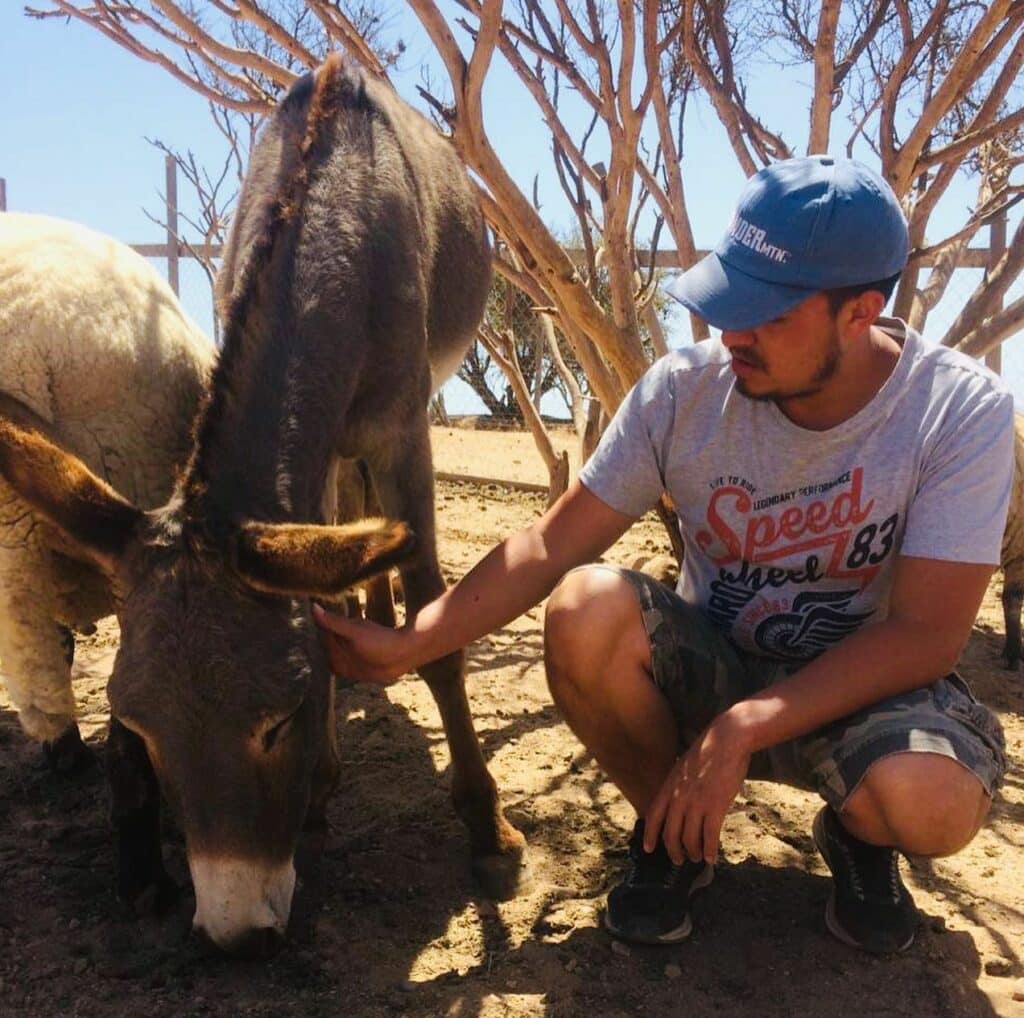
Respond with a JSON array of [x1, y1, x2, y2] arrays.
[[0, 212, 213, 744]]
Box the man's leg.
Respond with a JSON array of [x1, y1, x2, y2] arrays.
[[544, 565, 677, 811], [841, 753, 989, 855], [544, 565, 749, 944], [804, 677, 1006, 955]]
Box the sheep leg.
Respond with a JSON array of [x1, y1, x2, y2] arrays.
[[0, 582, 92, 769], [38, 625, 95, 772], [106, 718, 178, 913]]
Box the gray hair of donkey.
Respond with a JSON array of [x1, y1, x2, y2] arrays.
[[0, 58, 495, 956]]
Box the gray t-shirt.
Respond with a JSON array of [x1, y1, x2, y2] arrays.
[[580, 318, 1015, 662]]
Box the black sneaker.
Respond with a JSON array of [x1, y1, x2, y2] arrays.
[[813, 805, 919, 955], [604, 818, 714, 945]]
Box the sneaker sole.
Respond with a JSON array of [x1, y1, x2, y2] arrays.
[[822, 891, 916, 955], [813, 810, 916, 956], [603, 863, 715, 946]]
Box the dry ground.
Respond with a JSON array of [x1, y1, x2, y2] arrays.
[[0, 425, 1022, 1017]]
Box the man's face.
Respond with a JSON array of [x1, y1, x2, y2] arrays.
[[721, 292, 842, 403]]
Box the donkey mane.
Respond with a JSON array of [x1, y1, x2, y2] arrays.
[[183, 53, 363, 513]]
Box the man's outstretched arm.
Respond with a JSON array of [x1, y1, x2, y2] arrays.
[[315, 478, 637, 684]]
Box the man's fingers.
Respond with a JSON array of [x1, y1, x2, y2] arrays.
[[682, 806, 705, 864], [661, 790, 689, 865], [312, 602, 357, 636], [325, 642, 402, 686]]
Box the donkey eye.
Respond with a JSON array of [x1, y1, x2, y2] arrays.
[[262, 709, 299, 753]]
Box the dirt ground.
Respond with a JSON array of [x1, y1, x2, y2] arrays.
[[0, 425, 1022, 1017]]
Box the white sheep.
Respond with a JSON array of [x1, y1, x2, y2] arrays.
[[0, 212, 212, 768], [1001, 413, 1024, 670]]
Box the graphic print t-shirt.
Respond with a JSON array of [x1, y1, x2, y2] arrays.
[[579, 319, 1015, 662]]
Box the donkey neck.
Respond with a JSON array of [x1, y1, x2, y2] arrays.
[[188, 265, 348, 526]]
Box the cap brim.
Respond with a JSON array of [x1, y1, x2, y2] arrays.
[[665, 253, 815, 331]]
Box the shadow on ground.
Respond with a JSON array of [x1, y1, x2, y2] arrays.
[[0, 597, 1020, 1016]]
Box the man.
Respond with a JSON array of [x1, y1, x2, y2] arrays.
[[315, 156, 1013, 955]]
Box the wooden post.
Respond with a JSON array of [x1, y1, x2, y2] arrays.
[[0, 179, 6, 212], [165, 154, 180, 296], [985, 210, 1007, 374]]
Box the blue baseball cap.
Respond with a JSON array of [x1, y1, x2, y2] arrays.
[[666, 156, 909, 331]]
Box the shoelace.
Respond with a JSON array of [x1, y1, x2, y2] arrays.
[[628, 838, 682, 886], [834, 830, 901, 904]]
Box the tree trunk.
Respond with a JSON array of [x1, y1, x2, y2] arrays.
[[540, 312, 586, 437], [429, 391, 450, 427], [581, 396, 605, 467], [480, 325, 569, 506]]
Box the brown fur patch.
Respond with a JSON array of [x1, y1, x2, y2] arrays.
[[232, 517, 416, 599], [0, 416, 142, 561]]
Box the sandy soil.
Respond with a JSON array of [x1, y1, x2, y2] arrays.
[[0, 426, 1022, 1017]]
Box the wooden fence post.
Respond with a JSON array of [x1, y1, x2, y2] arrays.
[[165, 154, 179, 296]]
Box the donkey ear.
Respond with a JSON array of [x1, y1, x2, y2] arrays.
[[232, 518, 416, 599], [0, 412, 143, 568]]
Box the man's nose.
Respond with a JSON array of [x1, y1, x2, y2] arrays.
[[721, 329, 755, 348]]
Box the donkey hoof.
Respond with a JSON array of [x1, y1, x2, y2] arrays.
[[472, 847, 529, 901], [471, 823, 528, 901], [42, 727, 95, 775]]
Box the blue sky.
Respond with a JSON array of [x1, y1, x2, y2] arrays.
[[2, 5, 1020, 413]]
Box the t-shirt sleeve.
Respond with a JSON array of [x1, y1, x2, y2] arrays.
[[901, 388, 1015, 565], [578, 358, 675, 517]]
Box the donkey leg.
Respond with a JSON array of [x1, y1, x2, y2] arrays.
[[369, 436, 525, 896], [107, 718, 178, 913], [409, 592, 526, 897], [362, 574, 396, 627], [361, 468, 397, 626], [301, 670, 341, 866]]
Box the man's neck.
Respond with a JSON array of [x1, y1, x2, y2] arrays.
[[776, 324, 903, 431]]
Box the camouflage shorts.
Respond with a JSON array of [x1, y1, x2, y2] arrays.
[[610, 566, 1007, 810]]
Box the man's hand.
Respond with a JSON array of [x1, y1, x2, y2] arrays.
[[312, 604, 414, 685], [644, 713, 751, 865]]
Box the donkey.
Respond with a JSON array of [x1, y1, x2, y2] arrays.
[[0, 56, 524, 956]]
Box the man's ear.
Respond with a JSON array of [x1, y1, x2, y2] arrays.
[[231, 518, 416, 599], [842, 290, 886, 339], [0, 403, 143, 570]]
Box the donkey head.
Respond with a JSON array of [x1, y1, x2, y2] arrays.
[[0, 416, 413, 955]]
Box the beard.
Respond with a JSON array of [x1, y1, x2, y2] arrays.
[[735, 325, 842, 403]]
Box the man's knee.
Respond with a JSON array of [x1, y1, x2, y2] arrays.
[[544, 567, 650, 695], [843, 752, 990, 857]]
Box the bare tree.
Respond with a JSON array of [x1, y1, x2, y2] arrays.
[[26, 0, 1022, 378], [752, 0, 1023, 352], [479, 322, 571, 504], [25, 0, 1022, 530], [457, 272, 579, 426]]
